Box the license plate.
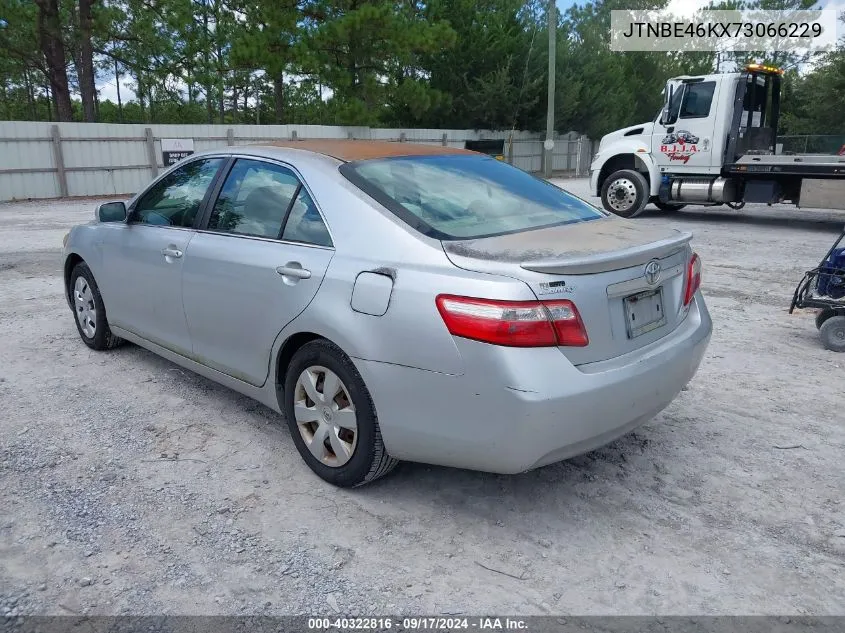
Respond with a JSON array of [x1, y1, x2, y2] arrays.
[[624, 288, 666, 338]]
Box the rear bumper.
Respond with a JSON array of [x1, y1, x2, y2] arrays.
[[354, 293, 712, 474]]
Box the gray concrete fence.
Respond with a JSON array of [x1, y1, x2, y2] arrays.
[[0, 121, 593, 202]]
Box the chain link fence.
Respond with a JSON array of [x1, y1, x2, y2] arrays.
[[778, 135, 845, 155]]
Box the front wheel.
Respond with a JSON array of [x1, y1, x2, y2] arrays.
[[600, 169, 649, 218], [283, 339, 398, 487], [69, 262, 123, 351]]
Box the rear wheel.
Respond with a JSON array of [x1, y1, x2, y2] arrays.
[[283, 339, 398, 487], [819, 315, 845, 352], [654, 201, 686, 213], [601, 169, 649, 218]]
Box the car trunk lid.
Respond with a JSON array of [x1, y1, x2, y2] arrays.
[[442, 217, 694, 365]]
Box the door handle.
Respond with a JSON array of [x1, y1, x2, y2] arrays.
[[161, 247, 183, 258], [276, 264, 311, 280]]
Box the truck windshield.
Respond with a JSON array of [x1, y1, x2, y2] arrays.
[[340, 154, 605, 240]]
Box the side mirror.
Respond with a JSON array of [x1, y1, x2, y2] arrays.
[[97, 201, 127, 223]]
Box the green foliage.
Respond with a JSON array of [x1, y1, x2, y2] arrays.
[[780, 49, 845, 135], [0, 0, 841, 139]]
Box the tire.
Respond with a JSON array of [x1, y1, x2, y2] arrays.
[[283, 339, 398, 487], [819, 315, 845, 352], [69, 262, 123, 351], [816, 308, 836, 330], [601, 169, 650, 218], [654, 201, 686, 213]]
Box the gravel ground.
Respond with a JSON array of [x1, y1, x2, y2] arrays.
[[1, 180, 844, 617]]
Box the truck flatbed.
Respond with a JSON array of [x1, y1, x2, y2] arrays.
[[726, 153, 845, 177]]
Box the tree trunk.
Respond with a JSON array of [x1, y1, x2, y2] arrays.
[[206, 84, 214, 123], [273, 73, 284, 124], [212, 0, 225, 124], [78, 0, 97, 122], [137, 75, 146, 120], [203, 4, 213, 124], [0, 82, 8, 120], [218, 85, 225, 123], [232, 86, 238, 123], [35, 0, 73, 121], [45, 82, 55, 121], [24, 70, 37, 120], [114, 59, 123, 122]]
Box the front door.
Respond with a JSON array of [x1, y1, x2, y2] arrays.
[[652, 78, 721, 174], [182, 157, 335, 386], [101, 157, 226, 356]]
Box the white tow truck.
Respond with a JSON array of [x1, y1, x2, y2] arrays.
[[589, 63, 845, 217]]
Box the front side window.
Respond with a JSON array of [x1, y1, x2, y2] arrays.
[[341, 155, 604, 240], [132, 158, 224, 227], [207, 159, 300, 239], [680, 81, 716, 119]]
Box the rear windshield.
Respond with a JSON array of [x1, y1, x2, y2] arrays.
[[339, 154, 605, 240]]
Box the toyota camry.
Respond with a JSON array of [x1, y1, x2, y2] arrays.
[[62, 140, 711, 487]]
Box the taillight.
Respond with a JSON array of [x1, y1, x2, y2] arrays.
[[435, 295, 588, 347], [683, 252, 702, 306]]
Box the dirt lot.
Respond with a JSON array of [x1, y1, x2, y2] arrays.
[[1, 181, 844, 618]]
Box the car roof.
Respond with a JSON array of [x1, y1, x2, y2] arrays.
[[247, 139, 477, 162]]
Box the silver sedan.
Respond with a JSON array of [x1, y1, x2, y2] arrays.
[[62, 140, 712, 487]]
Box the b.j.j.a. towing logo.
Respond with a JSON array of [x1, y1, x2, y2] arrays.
[[660, 130, 707, 163]]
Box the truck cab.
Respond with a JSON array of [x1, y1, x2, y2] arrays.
[[589, 64, 812, 217]]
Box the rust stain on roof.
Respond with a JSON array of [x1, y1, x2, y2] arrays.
[[251, 139, 477, 161]]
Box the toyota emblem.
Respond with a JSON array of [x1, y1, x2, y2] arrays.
[[644, 260, 661, 285]]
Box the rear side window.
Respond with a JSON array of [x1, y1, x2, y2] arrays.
[[680, 81, 716, 119], [340, 155, 604, 240], [208, 159, 300, 239], [282, 188, 333, 247], [133, 158, 224, 227]]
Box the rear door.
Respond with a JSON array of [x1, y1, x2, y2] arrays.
[[100, 157, 226, 356], [181, 157, 334, 387]]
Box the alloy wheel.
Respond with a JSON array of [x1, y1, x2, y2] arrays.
[[608, 177, 637, 213]]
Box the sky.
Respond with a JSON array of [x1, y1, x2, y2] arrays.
[[97, 0, 845, 104]]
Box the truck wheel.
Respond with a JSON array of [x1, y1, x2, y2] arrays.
[[601, 169, 649, 218], [819, 316, 845, 352], [654, 201, 686, 213]]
